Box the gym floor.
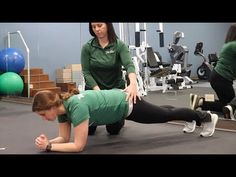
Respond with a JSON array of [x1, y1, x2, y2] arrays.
[[1, 81, 236, 154]]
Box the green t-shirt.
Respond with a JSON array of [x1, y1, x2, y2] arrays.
[[58, 89, 129, 127], [81, 38, 135, 89], [214, 41, 236, 81]]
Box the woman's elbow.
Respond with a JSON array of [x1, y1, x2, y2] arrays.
[[76, 147, 84, 153], [61, 137, 70, 143], [74, 144, 86, 152]]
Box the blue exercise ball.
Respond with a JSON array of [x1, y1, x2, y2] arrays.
[[0, 72, 24, 95], [0, 48, 25, 73]]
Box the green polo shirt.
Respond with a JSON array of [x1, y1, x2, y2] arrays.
[[81, 38, 135, 89], [214, 41, 236, 81], [57, 89, 129, 127]]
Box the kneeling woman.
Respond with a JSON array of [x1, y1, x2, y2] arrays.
[[32, 89, 218, 153]]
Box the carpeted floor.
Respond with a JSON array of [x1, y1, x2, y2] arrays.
[[1, 85, 236, 154]]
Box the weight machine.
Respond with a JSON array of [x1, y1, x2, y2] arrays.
[[168, 31, 197, 85], [128, 23, 173, 95], [119, 23, 193, 96]]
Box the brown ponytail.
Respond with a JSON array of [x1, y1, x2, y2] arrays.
[[32, 88, 80, 112], [60, 88, 80, 100]]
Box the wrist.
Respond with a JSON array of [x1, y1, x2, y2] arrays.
[[45, 142, 52, 152], [129, 82, 136, 86]]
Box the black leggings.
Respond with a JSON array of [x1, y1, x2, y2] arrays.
[[202, 69, 235, 112], [126, 99, 211, 125]]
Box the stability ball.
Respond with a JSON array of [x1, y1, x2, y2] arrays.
[[0, 72, 24, 95], [0, 48, 25, 73]]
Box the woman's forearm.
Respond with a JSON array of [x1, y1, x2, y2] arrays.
[[49, 142, 84, 153], [128, 73, 137, 85], [49, 136, 67, 144]]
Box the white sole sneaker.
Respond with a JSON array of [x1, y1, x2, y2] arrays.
[[184, 94, 197, 134], [223, 105, 235, 120], [183, 120, 196, 133], [200, 111, 218, 137]]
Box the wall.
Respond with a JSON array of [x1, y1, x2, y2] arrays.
[[116, 23, 231, 78], [0, 23, 89, 80], [0, 23, 231, 80]]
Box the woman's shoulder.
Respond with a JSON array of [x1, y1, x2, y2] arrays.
[[115, 39, 129, 51], [230, 41, 236, 46], [222, 41, 236, 52], [225, 40, 236, 46], [82, 38, 96, 48], [116, 38, 126, 46]]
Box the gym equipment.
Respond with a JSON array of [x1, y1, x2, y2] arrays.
[[7, 30, 31, 98], [194, 42, 218, 80], [129, 23, 172, 94], [168, 31, 196, 85], [163, 63, 193, 92], [119, 23, 194, 94], [0, 48, 25, 73], [168, 31, 188, 69], [119, 23, 170, 95], [0, 72, 24, 95], [127, 23, 193, 94]]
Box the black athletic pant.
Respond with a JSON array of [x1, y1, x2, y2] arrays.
[[126, 98, 211, 126], [228, 97, 236, 109], [201, 69, 235, 112]]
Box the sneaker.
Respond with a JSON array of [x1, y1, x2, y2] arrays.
[[200, 111, 218, 137], [183, 120, 196, 133], [190, 93, 201, 110], [223, 105, 235, 120]]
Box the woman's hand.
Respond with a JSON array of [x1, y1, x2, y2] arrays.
[[93, 86, 100, 90], [123, 73, 141, 104], [35, 134, 49, 151], [123, 83, 140, 104]]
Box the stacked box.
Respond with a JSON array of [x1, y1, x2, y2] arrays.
[[55, 64, 85, 91], [65, 64, 82, 71], [56, 69, 72, 83], [20, 68, 43, 75], [65, 64, 85, 89]]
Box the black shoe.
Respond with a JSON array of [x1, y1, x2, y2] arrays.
[[88, 125, 97, 135], [106, 119, 125, 135]]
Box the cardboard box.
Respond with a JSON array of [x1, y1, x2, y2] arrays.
[[205, 94, 215, 102], [56, 69, 72, 78], [56, 78, 72, 83], [65, 64, 82, 71]]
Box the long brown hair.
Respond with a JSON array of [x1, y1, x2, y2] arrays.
[[225, 23, 236, 43], [89, 22, 118, 43], [32, 89, 80, 112]]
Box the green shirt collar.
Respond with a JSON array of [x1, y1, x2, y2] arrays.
[[90, 38, 116, 49]]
